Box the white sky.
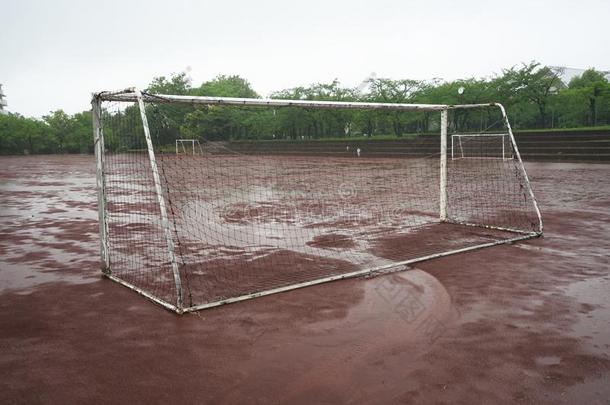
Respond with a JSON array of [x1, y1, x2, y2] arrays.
[[1, 0, 609, 118]]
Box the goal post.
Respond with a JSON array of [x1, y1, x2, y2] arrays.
[[92, 88, 543, 313], [91, 97, 109, 273], [440, 109, 448, 221]]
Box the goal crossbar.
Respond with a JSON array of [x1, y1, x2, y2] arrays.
[[92, 88, 543, 314], [96, 87, 496, 112]]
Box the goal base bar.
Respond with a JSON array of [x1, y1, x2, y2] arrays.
[[442, 219, 542, 236], [104, 274, 180, 313], [102, 230, 541, 314]]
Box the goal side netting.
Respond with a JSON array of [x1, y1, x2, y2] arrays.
[[92, 89, 543, 313]]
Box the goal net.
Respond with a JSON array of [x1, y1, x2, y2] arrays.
[[452, 133, 512, 160], [92, 89, 543, 313]]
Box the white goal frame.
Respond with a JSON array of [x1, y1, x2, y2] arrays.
[[451, 133, 511, 160], [175, 139, 203, 155], [92, 88, 543, 313]]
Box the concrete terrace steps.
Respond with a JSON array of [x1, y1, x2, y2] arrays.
[[224, 130, 610, 161]]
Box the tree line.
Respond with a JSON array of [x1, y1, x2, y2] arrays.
[[1, 61, 609, 154]]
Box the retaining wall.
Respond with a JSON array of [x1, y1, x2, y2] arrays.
[[226, 130, 610, 162]]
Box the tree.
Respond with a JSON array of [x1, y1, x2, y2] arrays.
[[147, 72, 192, 95], [4, 64, 610, 156], [548, 87, 589, 128], [416, 78, 495, 132], [0, 113, 57, 154], [182, 75, 261, 141], [569, 69, 610, 126], [43, 110, 72, 152], [496, 62, 564, 128], [41, 110, 93, 153], [146, 72, 195, 145], [269, 81, 358, 139], [194, 75, 259, 98], [66, 111, 93, 153], [366, 78, 426, 136]]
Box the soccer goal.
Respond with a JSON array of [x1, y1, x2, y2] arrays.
[[176, 139, 203, 155], [92, 88, 543, 313], [452, 133, 512, 160]]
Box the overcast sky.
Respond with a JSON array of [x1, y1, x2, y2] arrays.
[[1, 0, 609, 118]]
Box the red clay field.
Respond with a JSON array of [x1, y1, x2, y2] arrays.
[[1, 154, 609, 404], [100, 150, 540, 310]]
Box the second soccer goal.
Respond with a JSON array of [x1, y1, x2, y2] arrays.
[[452, 133, 513, 160]]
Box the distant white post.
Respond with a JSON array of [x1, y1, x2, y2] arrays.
[[440, 109, 448, 221]]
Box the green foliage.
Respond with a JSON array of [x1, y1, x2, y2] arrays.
[[495, 62, 565, 127], [0, 108, 93, 155], [194, 74, 259, 98], [179, 75, 262, 141], [147, 72, 192, 95], [268, 80, 358, 139], [43, 110, 93, 153], [568, 68, 610, 126], [1, 63, 610, 155], [0, 113, 57, 154]]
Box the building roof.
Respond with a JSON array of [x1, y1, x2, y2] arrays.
[[550, 66, 610, 84]]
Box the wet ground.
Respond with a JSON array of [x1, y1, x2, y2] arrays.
[[0, 155, 609, 404]]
